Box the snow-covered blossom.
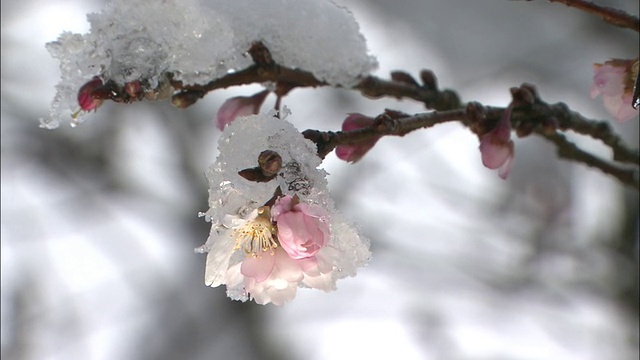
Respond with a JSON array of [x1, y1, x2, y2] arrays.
[[216, 90, 269, 130], [43, 0, 377, 128], [335, 113, 381, 163], [590, 59, 639, 122], [479, 106, 515, 180], [197, 111, 370, 305]]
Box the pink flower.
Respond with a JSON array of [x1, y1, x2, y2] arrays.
[[216, 90, 270, 130], [271, 195, 330, 259], [479, 106, 515, 180], [590, 59, 638, 122], [221, 203, 334, 305], [77, 77, 104, 112], [335, 113, 381, 163]]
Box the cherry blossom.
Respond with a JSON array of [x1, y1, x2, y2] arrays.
[[479, 106, 515, 180], [199, 113, 370, 305], [211, 200, 334, 305], [590, 59, 638, 122]]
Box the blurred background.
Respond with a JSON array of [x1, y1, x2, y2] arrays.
[[2, 0, 639, 359]]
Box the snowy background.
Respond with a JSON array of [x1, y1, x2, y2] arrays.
[[2, 0, 639, 359]]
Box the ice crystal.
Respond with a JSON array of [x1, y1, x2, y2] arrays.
[[43, 0, 377, 128], [197, 111, 370, 303]]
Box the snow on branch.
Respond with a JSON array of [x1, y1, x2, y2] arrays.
[[43, 0, 376, 128]]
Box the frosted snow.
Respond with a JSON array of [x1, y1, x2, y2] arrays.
[[43, 0, 377, 128], [198, 111, 371, 301]]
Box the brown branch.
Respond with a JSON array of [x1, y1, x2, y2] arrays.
[[549, 103, 640, 164], [302, 109, 464, 159], [162, 44, 639, 188], [538, 130, 639, 188], [303, 101, 639, 190], [547, 0, 640, 32]]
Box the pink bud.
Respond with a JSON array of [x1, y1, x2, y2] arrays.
[[590, 60, 638, 122], [479, 107, 515, 180], [77, 77, 104, 111], [272, 195, 330, 260], [335, 113, 381, 163], [216, 90, 270, 130]]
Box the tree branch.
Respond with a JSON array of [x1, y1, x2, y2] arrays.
[[538, 130, 639, 188], [546, 0, 640, 32], [302, 109, 464, 159], [303, 103, 639, 189], [163, 44, 640, 189]]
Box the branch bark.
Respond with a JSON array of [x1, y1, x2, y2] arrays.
[[547, 0, 640, 32], [163, 44, 640, 189]]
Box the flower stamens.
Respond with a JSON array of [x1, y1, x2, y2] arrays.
[[233, 206, 278, 257]]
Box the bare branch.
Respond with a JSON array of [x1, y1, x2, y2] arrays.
[[148, 43, 640, 189], [547, 0, 640, 32]]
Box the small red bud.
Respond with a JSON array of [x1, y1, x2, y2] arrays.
[[77, 77, 104, 111]]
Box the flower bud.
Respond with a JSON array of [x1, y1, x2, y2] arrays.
[[272, 195, 330, 259], [335, 113, 381, 163], [390, 71, 419, 87], [216, 90, 270, 130], [419, 69, 438, 90], [479, 106, 515, 180], [258, 150, 282, 177], [77, 77, 104, 111]]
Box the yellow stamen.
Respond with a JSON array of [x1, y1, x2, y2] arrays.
[[232, 206, 278, 257]]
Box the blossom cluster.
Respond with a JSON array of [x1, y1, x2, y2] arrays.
[[196, 111, 370, 305]]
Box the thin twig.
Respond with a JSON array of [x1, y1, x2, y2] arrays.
[[303, 109, 464, 159], [547, 0, 640, 32], [538, 130, 639, 188]]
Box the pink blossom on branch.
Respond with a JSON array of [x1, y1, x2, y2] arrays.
[[479, 106, 515, 180], [590, 59, 639, 122], [335, 113, 381, 163], [215, 90, 270, 130]]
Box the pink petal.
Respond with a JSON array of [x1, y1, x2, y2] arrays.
[[336, 113, 380, 163], [342, 113, 375, 131], [274, 250, 306, 282], [611, 94, 639, 122], [277, 212, 311, 259], [497, 142, 515, 180], [335, 145, 357, 161], [216, 90, 269, 130], [480, 135, 512, 169], [335, 138, 380, 163], [241, 253, 276, 282], [589, 83, 601, 99]]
